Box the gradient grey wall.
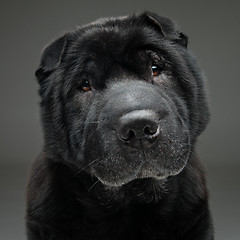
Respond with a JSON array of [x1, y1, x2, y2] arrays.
[[1, 1, 240, 240]]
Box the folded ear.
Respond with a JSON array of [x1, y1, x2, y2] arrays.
[[35, 34, 69, 84], [140, 11, 188, 48]]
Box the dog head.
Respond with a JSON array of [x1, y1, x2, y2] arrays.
[[36, 12, 209, 186]]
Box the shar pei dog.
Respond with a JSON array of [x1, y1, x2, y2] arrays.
[[26, 11, 214, 240]]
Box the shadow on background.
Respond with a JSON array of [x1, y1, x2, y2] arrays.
[[1, 1, 239, 239]]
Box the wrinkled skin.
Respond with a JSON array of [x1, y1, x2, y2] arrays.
[[26, 11, 213, 240]]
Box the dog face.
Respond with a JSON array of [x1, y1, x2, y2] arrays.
[[36, 12, 209, 187]]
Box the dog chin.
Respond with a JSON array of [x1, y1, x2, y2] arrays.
[[93, 163, 181, 187]]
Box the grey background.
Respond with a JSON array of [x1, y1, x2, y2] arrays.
[[0, 0, 239, 239]]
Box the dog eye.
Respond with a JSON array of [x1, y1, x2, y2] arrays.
[[151, 64, 163, 77], [81, 80, 91, 92]]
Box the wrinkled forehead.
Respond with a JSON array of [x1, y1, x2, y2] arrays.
[[72, 20, 163, 59]]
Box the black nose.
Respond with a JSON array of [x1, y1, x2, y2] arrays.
[[117, 110, 160, 148]]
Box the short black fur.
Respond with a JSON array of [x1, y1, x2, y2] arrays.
[[26, 11, 213, 239]]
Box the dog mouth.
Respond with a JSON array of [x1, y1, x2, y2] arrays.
[[92, 162, 176, 187], [90, 147, 189, 187], [87, 129, 190, 187]]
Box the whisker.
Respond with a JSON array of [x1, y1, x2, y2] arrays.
[[72, 158, 99, 177], [88, 179, 100, 192]]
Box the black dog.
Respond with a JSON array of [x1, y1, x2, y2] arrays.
[[26, 12, 214, 239]]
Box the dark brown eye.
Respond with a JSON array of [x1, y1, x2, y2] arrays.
[[81, 79, 91, 92], [151, 64, 162, 77]]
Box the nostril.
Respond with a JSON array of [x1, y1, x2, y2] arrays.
[[144, 125, 157, 135], [121, 129, 135, 142]]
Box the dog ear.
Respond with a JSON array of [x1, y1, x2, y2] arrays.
[[141, 11, 188, 48], [35, 34, 69, 84]]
